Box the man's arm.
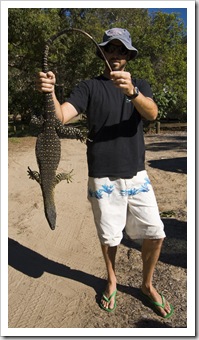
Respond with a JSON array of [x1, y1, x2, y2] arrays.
[[36, 71, 78, 124], [110, 71, 158, 121], [128, 92, 158, 121]]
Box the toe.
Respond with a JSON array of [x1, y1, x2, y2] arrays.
[[157, 297, 172, 317], [101, 294, 113, 310], [100, 288, 117, 311], [164, 300, 171, 314], [141, 287, 173, 318]]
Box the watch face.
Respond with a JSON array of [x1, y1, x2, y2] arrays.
[[135, 87, 139, 95], [126, 87, 139, 100]]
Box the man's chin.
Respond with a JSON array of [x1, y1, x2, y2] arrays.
[[110, 60, 120, 67], [110, 60, 126, 71], [111, 63, 122, 71]]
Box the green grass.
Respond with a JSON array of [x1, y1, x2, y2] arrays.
[[160, 210, 176, 218], [8, 137, 22, 143]]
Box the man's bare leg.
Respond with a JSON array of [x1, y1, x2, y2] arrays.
[[100, 245, 117, 310], [141, 238, 171, 317]]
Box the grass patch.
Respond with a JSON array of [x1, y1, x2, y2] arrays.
[[8, 137, 22, 143], [160, 210, 176, 218]]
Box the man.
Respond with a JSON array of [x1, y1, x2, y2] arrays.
[[36, 28, 174, 318]]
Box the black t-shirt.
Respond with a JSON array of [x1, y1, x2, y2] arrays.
[[67, 75, 153, 178]]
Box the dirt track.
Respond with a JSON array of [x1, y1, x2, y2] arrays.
[[8, 132, 187, 333]]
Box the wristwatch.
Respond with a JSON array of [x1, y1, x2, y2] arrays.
[[127, 87, 140, 99]]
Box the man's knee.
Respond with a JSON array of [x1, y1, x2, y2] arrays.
[[143, 238, 164, 249]]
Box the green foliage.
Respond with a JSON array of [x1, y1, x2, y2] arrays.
[[8, 8, 187, 122], [153, 88, 177, 120], [8, 8, 63, 119]]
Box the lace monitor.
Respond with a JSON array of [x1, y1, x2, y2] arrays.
[[27, 28, 111, 230]]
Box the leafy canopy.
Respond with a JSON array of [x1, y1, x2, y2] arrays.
[[8, 8, 187, 121]]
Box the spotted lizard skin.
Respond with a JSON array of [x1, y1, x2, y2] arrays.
[[27, 31, 84, 230], [28, 28, 111, 230]]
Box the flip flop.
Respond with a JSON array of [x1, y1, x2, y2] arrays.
[[100, 289, 117, 312], [140, 290, 174, 319]]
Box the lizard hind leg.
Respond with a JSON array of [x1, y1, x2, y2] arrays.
[[27, 166, 41, 184], [56, 169, 74, 184]]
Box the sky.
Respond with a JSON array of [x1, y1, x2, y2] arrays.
[[148, 8, 187, 27]]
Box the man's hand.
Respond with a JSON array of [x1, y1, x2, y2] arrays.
[[36, 71, 56, 93], [110, 71, 135, 97], [111, 71, 158, 120]]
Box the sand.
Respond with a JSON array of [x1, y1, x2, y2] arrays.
[[7, 131, 187, 334]]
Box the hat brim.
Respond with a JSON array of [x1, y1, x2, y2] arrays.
[[97, 37, 138, 60]]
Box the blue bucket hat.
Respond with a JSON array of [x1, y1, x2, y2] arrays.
[[97, 27, 138, 60]]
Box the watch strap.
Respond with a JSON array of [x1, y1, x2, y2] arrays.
[[126, 86, 139, 99]]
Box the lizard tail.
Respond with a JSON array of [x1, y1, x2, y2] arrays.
[[44, 204, 56, 230]]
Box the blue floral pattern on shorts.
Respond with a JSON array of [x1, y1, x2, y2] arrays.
[[88, 184, 115, 199], [120, 177, 151, 197], [88, 177, 151, 200]]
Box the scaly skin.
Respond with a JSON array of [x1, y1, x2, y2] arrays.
[[28, 30, 85, 230], [28, 28, 110, 230], [28, 93, 74, 230]]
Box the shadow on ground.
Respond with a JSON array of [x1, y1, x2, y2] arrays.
[[145, 135, 187, 152], [148, 157, 187, 174], [134, 318, 173, 328], [122, 218, 187, 269], [8, 237, 186, 327], [8, 237, 141, 300]]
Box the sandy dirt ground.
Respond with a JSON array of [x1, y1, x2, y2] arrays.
[[7, 131, 187, 333]]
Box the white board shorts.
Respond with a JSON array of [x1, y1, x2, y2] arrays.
[[88, 170, 165, 247]]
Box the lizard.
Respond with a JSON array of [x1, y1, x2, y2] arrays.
[[27, 28, 111, 230]]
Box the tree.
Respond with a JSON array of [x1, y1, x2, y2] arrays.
[[8, 8, 187, 123], [125, 11, 187, 120], [8, 8, 64, 119]]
